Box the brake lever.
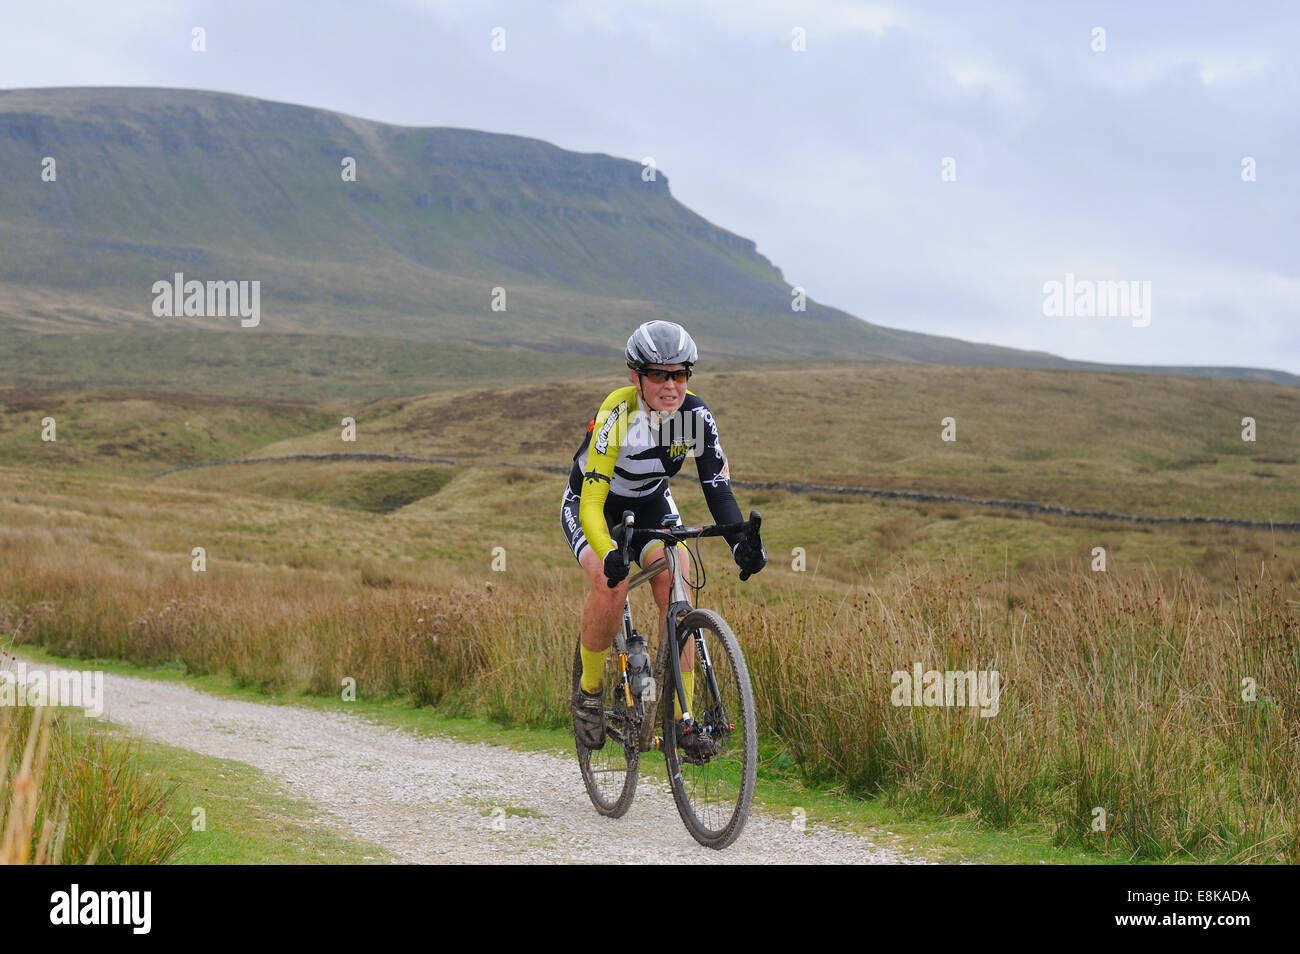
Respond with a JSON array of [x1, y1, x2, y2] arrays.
[[738, 509, 763, 582], [619, 510, 635, 568]]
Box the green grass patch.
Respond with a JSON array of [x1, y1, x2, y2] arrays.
[[55, 708, 388, 864]]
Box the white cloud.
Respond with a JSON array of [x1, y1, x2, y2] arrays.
[[946, 58, 1020, 100], [1093, 52, 1274, 91], [1197, 55, 1271, 86]]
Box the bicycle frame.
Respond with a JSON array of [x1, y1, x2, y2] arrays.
[[622, 537, 697, 723], [622, 548, 726, 744], [609, 508, 757, 751]]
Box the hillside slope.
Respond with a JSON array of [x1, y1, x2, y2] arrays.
[[0, 87, 1294, 385]]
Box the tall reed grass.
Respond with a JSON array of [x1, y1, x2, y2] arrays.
[[3, 539, 1296, 862], [1, 662, 187, 864], [0, 706, 62, 863]]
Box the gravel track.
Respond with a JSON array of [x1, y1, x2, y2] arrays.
[[26, 662, 923, 864]]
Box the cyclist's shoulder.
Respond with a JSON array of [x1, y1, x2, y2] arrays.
[[594, 385, 638, 414], [679, 389, 712, 415]]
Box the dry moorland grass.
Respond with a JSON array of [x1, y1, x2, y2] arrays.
[[2, 465, 1297, 862], [2, 366, 1298, 862]]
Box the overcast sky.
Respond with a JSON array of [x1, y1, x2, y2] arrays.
[[4, 0, 1297, 373]]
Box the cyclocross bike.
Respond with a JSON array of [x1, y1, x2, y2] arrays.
[[572, 508, 761, 849]]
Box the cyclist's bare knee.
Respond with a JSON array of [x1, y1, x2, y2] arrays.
[[581, 548, 629, 602]]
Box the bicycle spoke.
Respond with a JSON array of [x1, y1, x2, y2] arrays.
[[663, 610, 757, 848]]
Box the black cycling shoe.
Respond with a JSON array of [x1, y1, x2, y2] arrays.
[[573, 687, 606, 750], [674, 720, 721, 764]]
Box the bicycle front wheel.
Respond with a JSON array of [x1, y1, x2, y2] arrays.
[[572, 638, 640, 817], [662, 609, 757, 849]]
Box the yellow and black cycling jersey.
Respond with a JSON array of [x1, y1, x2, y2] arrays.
[[566, 386, 745, 561]]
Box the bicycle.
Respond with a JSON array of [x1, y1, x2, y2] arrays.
[[572, 508, 761, 849]]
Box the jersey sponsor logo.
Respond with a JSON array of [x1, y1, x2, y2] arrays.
[[694, 406, 724, 459], [593, 401, 627, 455], [666, 440, 690, 461]]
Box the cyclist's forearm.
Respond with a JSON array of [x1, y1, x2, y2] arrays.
[[579, 475, 616, 558], [700, 482, 745, 548]]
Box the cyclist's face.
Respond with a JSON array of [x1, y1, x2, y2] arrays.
[[630, 363, 686, 413]]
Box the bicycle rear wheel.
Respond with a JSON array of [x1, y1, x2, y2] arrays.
[[573, 638, 640, 817], [661, 609, 757, 849]]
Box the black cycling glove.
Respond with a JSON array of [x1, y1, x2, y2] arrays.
[[603, 548, 630, 588], [733, 538, 767, 577]]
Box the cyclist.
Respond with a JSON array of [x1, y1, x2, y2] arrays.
[[561, 320, 767, 757]]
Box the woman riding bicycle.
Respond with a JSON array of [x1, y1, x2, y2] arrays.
[[560, 320, 767, 753]]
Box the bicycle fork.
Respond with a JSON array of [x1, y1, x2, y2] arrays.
[[653, 542, 734, 750], [626, 537, 732, 754]]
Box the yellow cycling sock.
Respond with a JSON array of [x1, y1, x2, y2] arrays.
[[579, 645, 607, 694], [674, 669, 695, 721]]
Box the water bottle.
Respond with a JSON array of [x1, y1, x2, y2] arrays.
[[626, 632, 651, 697]]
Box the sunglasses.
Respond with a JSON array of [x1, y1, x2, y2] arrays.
[[639, 367, 692, 384]]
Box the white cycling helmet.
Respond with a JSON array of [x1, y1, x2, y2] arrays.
[[625, 321, 698, 371]]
